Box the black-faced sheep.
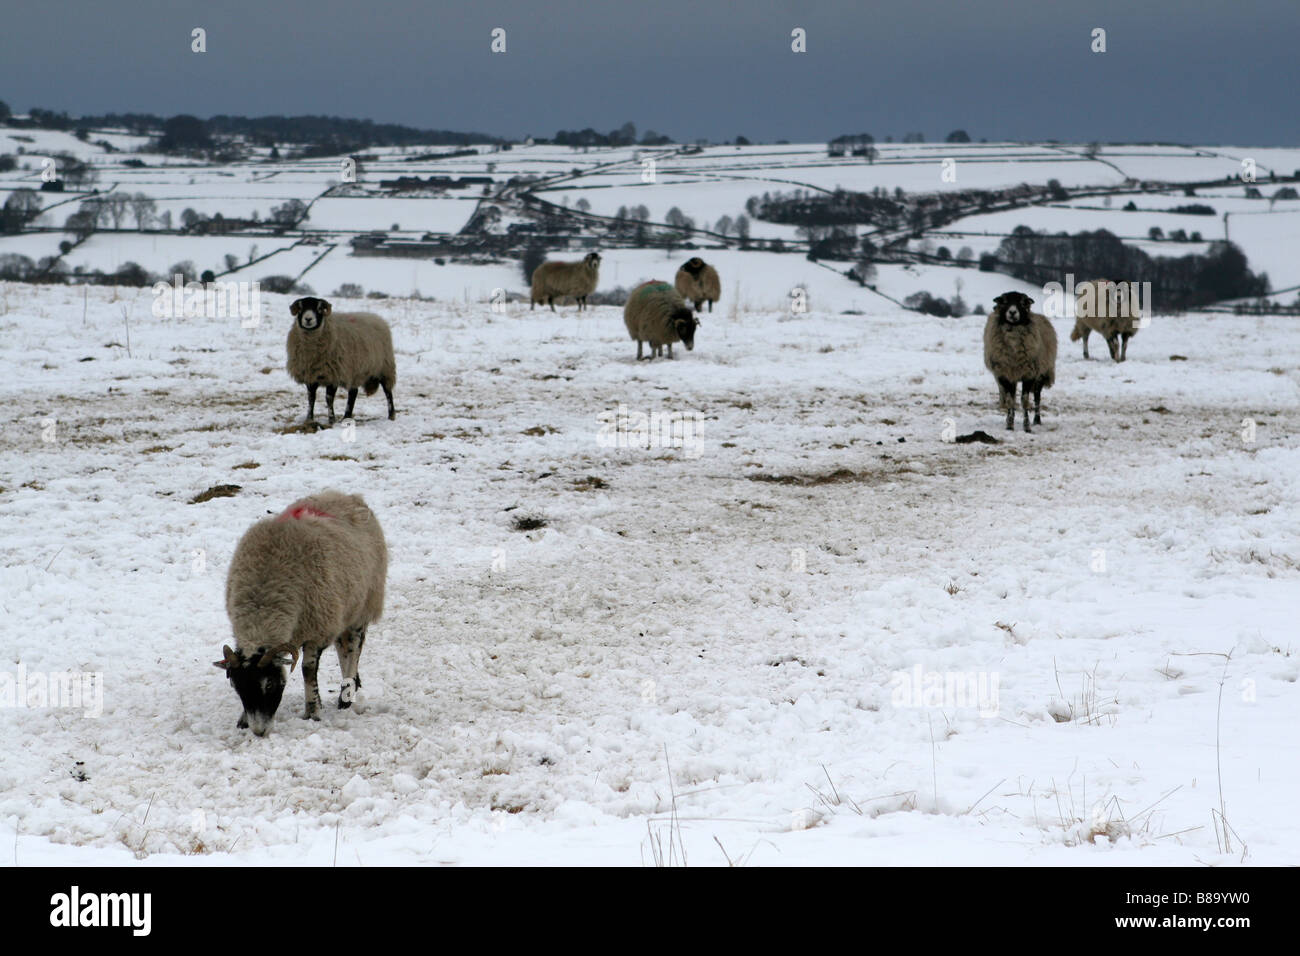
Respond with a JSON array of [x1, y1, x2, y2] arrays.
[[215, 490, 387, 736], [984, 291, 1058, 432], [674, 257, 721, 313], [530, 252, 601, 311], [623, 281, 699, 360], [286, 297, 396, 424], [1071, 278, 1140, 361]]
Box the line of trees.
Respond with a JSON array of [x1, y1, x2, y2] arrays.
[[992, 226, 1269, 309]]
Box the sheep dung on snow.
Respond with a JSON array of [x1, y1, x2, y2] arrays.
[[623, 280, 700, 360], [286, 296, 396, 424], [674, 257, 721, 313], [983, 291, 1058, 433], [1072, 278, 1141, 361], [530, 252, 601, 311], [215, 490, 387, 736]]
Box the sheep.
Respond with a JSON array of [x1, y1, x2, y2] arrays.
[[530, 252, 601, 311], [1071, 278, 1141, 361], [983, 291, 1058, 432], [286, 296, 396, 424], [623, 280, 699, 360], [674, 257, 721, 313], [214, 490, 387, 736]]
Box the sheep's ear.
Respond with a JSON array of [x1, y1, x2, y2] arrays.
[[214, 644, 239, 669], [289, 299, 301, 316], [319, 300, 332, 318]]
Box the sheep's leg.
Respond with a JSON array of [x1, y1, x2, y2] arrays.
[[343, 388, 358, 419], [325, 385, 338, 424], [1080, 327, 1091, 359], [382, 382, 396, 420], [636, 340, 644, 360], [306, 384, 318, 422], [1120, 333, 1131, 361], [335, 625, 365, 709], [667, 342, 674, 359], [997, 377, 1015, 430], [548, 296, 555, 312], [530, 298, 535, 311], [301, 644, 322, 720], [708, 300, 714, 313], [1021, 381, 1033, 432], [1032, 383, 1043, 425], [1107, 335, 1120, 362]]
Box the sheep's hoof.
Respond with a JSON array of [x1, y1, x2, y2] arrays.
[[303, 709, 320, 721], [1033, 414, 1042, 425]]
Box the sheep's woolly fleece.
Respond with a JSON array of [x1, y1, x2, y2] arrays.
[[530, 256, 600, 308], [1, 283, 1298, 866]]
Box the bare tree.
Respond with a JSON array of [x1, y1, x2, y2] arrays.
[[104, 193, 130, 229], [129, 193, 157, 230]]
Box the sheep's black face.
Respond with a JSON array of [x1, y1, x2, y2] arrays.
[[994, 292, 1034, 326], [673, 309, 699, 351], [683, 257, 704, 275], [289, 296, 332, 332], [585, 253, 602, 268], [215, 646, 289, 737]]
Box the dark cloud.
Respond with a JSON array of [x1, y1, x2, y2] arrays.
[[1, 0, 1295, 144]]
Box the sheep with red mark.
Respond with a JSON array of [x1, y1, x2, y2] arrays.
[[215, 490, 387, 736]]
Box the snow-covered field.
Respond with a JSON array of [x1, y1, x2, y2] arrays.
[[1, 280, 1296, 866]]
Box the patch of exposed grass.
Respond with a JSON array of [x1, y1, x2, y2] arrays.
[[189, 484, 241, 504], [279, 421, 324, 435], [511, 514, 547, 532]]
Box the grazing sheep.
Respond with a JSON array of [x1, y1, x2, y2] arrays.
[[674, 257, 721, 313], [286, 297, 396, 424], [623, 280, 699, 360], [530, 252, 601, 311], [1071, 278, 1141, 361], [215, 491, 387, 736], [983, 291, 1058, 432]]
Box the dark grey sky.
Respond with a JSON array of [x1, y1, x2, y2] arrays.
[[4, 0, 1297, 144]]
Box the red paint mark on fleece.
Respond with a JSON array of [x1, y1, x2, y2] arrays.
[[275, 504, 335, 522]]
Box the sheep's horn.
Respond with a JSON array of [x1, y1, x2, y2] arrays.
[[213, 644, 239, 669], [258, 644, 299, 671]]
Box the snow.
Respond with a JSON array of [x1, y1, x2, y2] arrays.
[[1, 280, 1297, 866]]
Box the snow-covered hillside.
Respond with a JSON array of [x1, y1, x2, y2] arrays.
[[1, 282, 1296, 865]]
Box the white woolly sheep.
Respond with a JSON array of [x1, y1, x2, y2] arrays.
[[1072, 278, 1141, 361], [215, 490, 387, 736], [984, 291, 1058, 433], [530, 252, 601, 311], [286, 296, 396, 424], [623, 281, 699, 360], [674, 257, 721, 313]]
